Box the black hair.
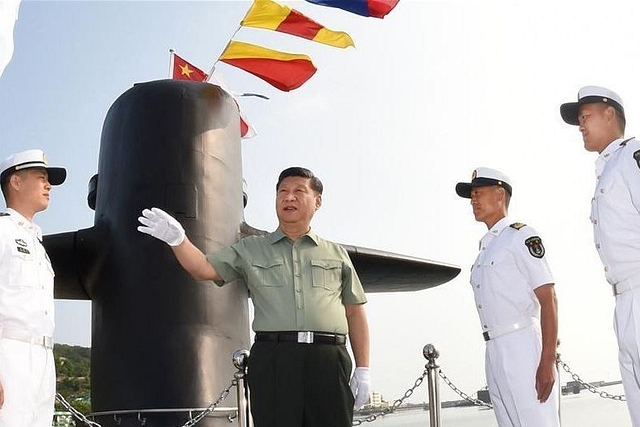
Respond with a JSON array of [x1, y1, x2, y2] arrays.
[[0, 168, 14, 200], [276, 167, 323, 195]]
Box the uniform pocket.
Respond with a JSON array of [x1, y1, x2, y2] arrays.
[[8, 245, 38, 288], [251, 260, 284, 287], [311, 259, 342, 291], [481, 250, 509, 268]]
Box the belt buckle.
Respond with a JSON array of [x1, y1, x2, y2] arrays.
[[298, 331, 313, 344], [43, 336, 53, 349]]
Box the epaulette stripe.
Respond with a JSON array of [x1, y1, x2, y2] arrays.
[[510, 222, 526, 230]]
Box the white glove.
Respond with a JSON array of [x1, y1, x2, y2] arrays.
[[137, 207, 185, 246], [349, 367, 371, 409]]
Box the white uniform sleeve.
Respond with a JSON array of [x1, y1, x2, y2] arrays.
[[620, 140, 640, 213], [513, 227, 554, 290]]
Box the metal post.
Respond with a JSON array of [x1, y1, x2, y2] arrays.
[[233, 349, 251, 427], [423, 344, 442, 427], [556, 339, 562, 426]]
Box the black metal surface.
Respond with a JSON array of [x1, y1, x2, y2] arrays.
[[47, 80, 250, 426], [43, 226, 107, 300], [342, 244, 461, 292]]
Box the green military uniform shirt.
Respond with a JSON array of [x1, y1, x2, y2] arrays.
[[207, 228, 367, 334]]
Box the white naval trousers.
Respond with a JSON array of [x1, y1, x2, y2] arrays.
[[485, 325, 559, 427], [0, 338, 55, 427], [614, 286, 640, 427]]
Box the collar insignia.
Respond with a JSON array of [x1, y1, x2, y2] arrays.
[[17, 246, 30, 255]]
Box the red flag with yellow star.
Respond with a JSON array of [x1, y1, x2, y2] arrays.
[[171, 52, 208, 81]]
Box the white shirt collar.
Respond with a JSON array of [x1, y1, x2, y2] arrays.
[[6, 207, 43, 240], [599, 137, 626, 160], [480, 216, 510, 246]]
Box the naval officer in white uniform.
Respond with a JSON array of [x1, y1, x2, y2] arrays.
[[561, 86, 640, 427], [0, 149, 66, 427], [456, 167, 559, 427]]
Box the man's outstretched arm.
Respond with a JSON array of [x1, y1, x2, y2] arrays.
[[138, 207, 222, 281]]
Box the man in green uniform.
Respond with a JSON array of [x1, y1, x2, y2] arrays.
[[138, 166, 371, 427]]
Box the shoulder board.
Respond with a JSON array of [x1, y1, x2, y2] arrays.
[[510, 222, 526, 230], [621, 137, 635, 147], [0, 212, 9, 217]]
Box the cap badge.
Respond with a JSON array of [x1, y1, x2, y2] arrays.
[[471, 170, 477, 180]]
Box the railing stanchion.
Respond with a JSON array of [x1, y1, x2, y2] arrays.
[[233, 349, 252, 427], [556, 339, 562, 426], [423, 344, 442, 427]]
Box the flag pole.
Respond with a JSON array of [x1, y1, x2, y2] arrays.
[[205, 0, 251, 81], [168, 48, 175, 79], [205, 25, 241, 82]]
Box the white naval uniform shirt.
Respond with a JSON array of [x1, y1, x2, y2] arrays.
[[470, 217, 554, 337], [0, 208, 55, 337], [591, 137, 640, 286]]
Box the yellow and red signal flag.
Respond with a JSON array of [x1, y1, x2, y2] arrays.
[[218, 41, 317, 92], [241, 0, 354, 49], [171, 52, 208, 81]]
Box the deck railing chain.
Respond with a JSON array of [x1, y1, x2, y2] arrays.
[[55, 393, 102, 427], [352, 366, 429, 425], [179, 378, 237, 427], [54, 377, 236, 427], [55, 353, 627, 427], [437, 370, 492, 408], [556, 356, 626, 401]]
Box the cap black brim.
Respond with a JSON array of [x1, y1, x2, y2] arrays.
[[560, 102, 580, 126], [456, 183, 472, 198], [47, 167, 67, 186], [456, 179, 513, 198], [561, 98, 626, 126]]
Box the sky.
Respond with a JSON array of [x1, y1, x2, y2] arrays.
[[1, 0, 639, 406]]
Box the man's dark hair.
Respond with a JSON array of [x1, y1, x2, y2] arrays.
[[0, 169, 14, 201], [503, 187, 511, 209], [596, 103, 626, 134], [276, 167, 323, 195], [613, 106, 626, 133]]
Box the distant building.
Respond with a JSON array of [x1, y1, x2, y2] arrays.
[[370, 391, 383, 407], [52, 411, 75, 427], [355, 391, 391, 414]]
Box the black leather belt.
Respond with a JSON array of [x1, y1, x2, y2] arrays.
[[255, 331, 346, 345]]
